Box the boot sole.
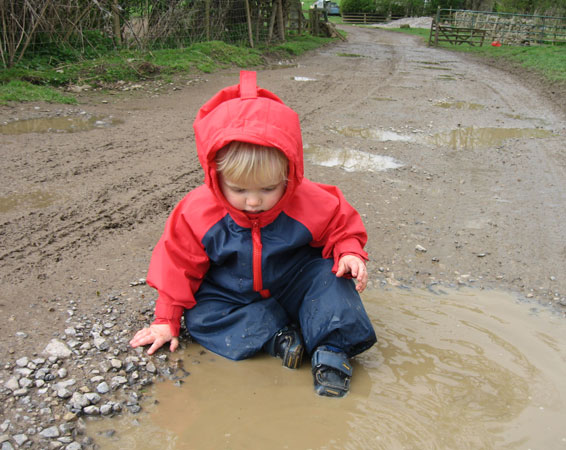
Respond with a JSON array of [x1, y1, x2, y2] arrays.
[[282, 342, 304, 369]]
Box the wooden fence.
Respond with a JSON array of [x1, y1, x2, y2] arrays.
[[429, 8, 566, 46], [342, 13, 403, 24], [429, 20, 487, 46]]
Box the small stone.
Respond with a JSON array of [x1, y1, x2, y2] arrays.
[[69, 392, 89, 410], [13, 434, 27, 446], [96, 382, 110, 394], [110, 376, 127, 389], [4, 377, 20, 391], [19, 378, 33, 388], [100, 404, 113, 415], [13, 388, 29, 396], [63, 412, 77, 422], [16, 357, 29, 367], [40, 426, 60, 438], [65, 442, 82, 450], [110, 359, 122, 370], [57, 388, 73, 399], [83, 405, 100, 415], [415, 244, 427, 252], [58, 368, 68, 378], [93, 337, 109, 351], [44, 340, 72, 359], [85, 392, 101, 404], [146, 362, 156, 374], [1, 441, 14, 450]]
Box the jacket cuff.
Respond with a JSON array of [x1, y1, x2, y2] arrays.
[[153, 299, 185, 337]]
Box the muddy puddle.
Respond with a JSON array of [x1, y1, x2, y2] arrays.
[[87, 288, 566, 449], [0, 115, 122, 135], [434, 101, 484, 110], [0, 190, 56, 213], [304, 144, 402, 172], [329, 125, 555, 151], [427, 126, 555, 150]]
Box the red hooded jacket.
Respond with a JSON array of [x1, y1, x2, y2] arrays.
[[147, 71, 368, 336]]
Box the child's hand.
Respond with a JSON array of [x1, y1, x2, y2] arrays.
[[336, 255, 368, 293], [129, 324, 179, 355]]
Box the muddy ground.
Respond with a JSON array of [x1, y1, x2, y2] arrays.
[[1, 24, 565, 419]]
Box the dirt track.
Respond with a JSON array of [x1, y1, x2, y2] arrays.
[[1, 25, 565, 364]]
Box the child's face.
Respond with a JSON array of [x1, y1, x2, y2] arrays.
[[219, 174, 286, 214]]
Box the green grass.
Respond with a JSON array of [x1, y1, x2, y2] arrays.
[[388, 27, 566, 83], [0, 36, 335, 104], [0, 80, 76, 104]]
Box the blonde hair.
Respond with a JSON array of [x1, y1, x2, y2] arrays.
[[215, 141, 288, 185]]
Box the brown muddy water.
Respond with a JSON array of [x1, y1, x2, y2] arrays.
[[88, 288, 566, 449], [0, 115, 122, 134]]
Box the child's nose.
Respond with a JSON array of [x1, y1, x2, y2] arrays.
[[247, 195, 261, 206]]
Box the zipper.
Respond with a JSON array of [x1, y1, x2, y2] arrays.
[[251, 220, 270, 298]]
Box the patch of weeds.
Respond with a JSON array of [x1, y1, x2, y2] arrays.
[[337, 52, 364, 57], [0, 80, 76, 105]]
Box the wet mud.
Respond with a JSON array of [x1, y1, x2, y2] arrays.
[[87, 288, 566, 449], [1, 25, 566, 449]]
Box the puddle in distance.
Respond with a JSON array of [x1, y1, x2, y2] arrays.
[[428, 126, 554, 150], [292, 76, 317, 82], [304, 144, 402, 172], [329, 125, 554, 150], [87, 288, 566, 449], [0, 190, 56, 213], [434, 101, 484, 110], [0, 115, 122, 135], [330, 126, 413, 142]]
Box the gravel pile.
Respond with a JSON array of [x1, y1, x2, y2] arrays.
[[0, 280, 190, 449], [377, 16, 433, 28]]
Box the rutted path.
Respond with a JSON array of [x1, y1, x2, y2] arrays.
[[0, 25, 565, 448]]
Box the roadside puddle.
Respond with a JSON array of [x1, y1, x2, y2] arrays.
[[434, 101, 484, 110], [329, 126, 413, 142], [304, 144, 402, 172], [328, 125, 554, 150], [427, 126, 554, 150], [0, 190, 56, 213], [87, 288, 566, 449], [0, 115, 122, 135]]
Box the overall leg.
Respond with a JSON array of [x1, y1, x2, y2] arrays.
[[276, 258, 377, 357], [185, 284, 289, 361], [276, 258, 377, 397]]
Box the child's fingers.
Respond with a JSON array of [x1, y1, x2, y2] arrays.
[[170, 337, 179, 352], [147, 336, 167, 355]]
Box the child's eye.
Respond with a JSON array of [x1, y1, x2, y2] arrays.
[[262, 187, 276, 192], [232, 188, 245, 193]]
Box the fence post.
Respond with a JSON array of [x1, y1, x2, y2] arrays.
[[112, 0, 122, 46], [244, 0, 254, 47], [205, 0, 211, 40], [277, 0, 285, 41]]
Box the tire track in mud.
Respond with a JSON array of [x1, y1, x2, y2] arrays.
[[0, 131, 203, 282]]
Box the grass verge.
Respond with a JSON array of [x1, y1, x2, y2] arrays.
[[0, 36, 335, 105]]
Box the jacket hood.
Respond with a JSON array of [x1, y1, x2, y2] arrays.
[[193, 71, 304, 227]]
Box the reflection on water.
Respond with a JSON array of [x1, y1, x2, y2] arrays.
[[0, 190, 56, 213], [427, 127, 554, 150], [87, 288, 566, 449], [304, 144, 402, 172], [330, 126, 413, 142], [434, 101, 484, 110], [0, 115, 122, 134]]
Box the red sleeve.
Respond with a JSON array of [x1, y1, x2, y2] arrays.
[[285, 179, 368, 273], [147, 195, 211, 337]]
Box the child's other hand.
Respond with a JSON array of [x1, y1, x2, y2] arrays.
[[129, 324, 179, 355], [336, 255, 368, 293]]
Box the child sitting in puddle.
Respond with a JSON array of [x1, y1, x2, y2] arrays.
[[130, 71, 376, 397]]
